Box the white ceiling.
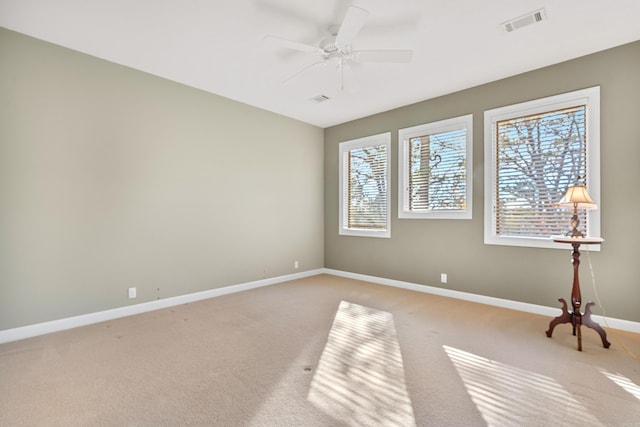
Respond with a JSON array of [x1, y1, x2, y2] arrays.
[[1, 0, 639, 128]]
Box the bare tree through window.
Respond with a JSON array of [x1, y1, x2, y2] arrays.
[[496, 105, 587, 237], [348, 145, 388, 230]]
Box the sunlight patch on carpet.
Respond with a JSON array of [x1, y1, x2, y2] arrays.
[[444, 345, 602, 427], [600, 369, 640, 401], [307, 301, 416, 426]]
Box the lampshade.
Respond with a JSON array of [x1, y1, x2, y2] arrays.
[[558, 184, 597, 210]]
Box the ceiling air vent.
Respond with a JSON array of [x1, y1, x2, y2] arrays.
[[501, 8, 546, 32], [309, 94, 330, 104]]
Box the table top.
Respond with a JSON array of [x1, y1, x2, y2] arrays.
[[551, 236, 604, 244]]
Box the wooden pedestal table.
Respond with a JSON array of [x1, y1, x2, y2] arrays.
[[545, 237, 611, 351]]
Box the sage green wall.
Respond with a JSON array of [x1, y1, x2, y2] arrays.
[[0, 28, 324, 330], [325, 41, 640, 322]]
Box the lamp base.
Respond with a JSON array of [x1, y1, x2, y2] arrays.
[[566, 212, 584, 238], [566, 228, 585, 238]]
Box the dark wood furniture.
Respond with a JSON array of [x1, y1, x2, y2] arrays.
[[546, 237, 610, 351]]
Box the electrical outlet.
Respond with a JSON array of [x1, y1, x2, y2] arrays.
[[294, 260, 299, 269], [128, 287, 137, 299], [440, 273, 448, 284]]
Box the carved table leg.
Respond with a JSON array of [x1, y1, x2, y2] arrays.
[[575, 311, 582, 351], [546, 298, 571, 338], [583, 302, 611, 348]]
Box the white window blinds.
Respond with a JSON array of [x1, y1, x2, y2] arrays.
[[347, 144, 388, 230], [399, 114, 472, 219], [409, 129, 467, 211], [484, 86, 601, 249], [495, 105, 587, 237], [339, 133, 391, 238]]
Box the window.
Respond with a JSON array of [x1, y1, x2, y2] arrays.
[[398, 114, 473, 219], [339, 133, 391, 238], [484, 87, 601, 249]]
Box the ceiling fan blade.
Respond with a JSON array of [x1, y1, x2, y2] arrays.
[[352, 49, 413, 63], [263, 35, 321, 54], [283, 60, 326, 84], [335, 6, 369, 49]]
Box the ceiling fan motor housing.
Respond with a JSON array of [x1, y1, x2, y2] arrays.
[[321, 35, 341, 54]]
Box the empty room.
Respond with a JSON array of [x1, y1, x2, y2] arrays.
[[1, 1, 639, 426]]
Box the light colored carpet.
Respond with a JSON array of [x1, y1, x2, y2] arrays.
[[1, 274, 639, 426]]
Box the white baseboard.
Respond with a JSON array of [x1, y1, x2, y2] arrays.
[[0, 269, 324, 344], [322, 268, 640, 334], [2, 267, 637, 344]]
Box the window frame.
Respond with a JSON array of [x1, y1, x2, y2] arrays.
[[483, 87, 601, 250], [398, 114, 473, 219], [339, 132, 391, 238]]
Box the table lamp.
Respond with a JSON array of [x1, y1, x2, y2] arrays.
[[557, 181, 597, 238]]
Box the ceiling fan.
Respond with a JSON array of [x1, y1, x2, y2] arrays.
[[264, 5, 413, 90]]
